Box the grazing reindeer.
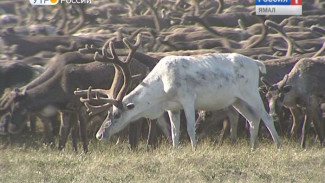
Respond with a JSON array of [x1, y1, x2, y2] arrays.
[[0, 36, 157, 152], [75, 34, 171, 148], [262, 57, 325, 148], [94, 53, 281, 149]]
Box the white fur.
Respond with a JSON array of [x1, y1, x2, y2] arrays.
[[96, 53, 281, 149]]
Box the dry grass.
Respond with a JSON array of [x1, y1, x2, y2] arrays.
[[0, 134, 324, 183]]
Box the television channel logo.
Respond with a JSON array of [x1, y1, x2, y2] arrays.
[[30, 0, 92, 6], [30, 0, 59, 5], [256, 0, 302, 15]]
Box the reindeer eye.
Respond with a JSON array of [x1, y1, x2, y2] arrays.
[[126, 103, 135, 110]]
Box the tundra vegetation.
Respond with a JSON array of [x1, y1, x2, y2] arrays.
[[0, 137, 324, 182], [1, 0, 325, 182]]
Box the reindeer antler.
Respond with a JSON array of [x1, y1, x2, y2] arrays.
[[93, 34, 141, 101], [115, 34, 142, 102], [265, 19, 310, 56], [74, 87, 114, 116], [78, 44, 102, 54], [75, 34, 142, 114], [181, 7, 231, 49], [279, 74, 289, 90], [265, 20, 294, 57]]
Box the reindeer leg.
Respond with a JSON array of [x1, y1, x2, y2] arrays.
[[181, 100, 197, 150], [58, 112, 72, 151], [70, 113, 79, 152], [214, 119, 228, 145], [289, 107, 304, 139], [167, 110, 181, 148], [128, 119, 143, 150], [128, 123, 137, 150], [228, 108, 240, 144], [29, 115, 36, 134], [78, 111, 88, 153], [136, 120, 143, 145], [147, 118, 158, 148], [39, 116, 55, 146], [156, 114, 172, 143], [261, 110, 281, 148], [300, 114, 309, 148], [233, 99, 262, 149], [50, 115, 60, 136], [234, 92, 281, 149], [307, 96, 325, 147]]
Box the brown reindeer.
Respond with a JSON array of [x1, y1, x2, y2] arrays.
[[262, 57, 325, 147]]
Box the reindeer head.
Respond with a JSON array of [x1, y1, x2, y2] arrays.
[[260, 75, 292, 121], [0, 88, 29, 134], [96, 100, 136, 140]]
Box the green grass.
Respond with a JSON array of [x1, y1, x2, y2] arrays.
[[0, 134, 324, 183]]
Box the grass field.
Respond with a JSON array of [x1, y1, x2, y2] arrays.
[[0, 133, 324, 183]]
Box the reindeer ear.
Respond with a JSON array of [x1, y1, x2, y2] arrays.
[[126, 103, 135, 110], [282, 85, 292, 93]]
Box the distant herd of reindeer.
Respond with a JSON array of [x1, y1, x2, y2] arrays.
[[1, 0, 325, 152]]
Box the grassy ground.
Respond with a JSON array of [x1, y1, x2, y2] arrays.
[[0, 133, 324, 183]]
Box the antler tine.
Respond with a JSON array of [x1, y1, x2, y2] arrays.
[[79, 87, 93, 103], [101, 40, 110, 58], [79, 92, 119, 106], [107, 40, 120, 63], [94, 39, 116, 63], [75, 86, 92, 102], [278, 74, 289, 90], [84, 102, 112, 116], [265, 20, 286, 35], [87, 86, 92, 101], [78, 44, 102, 54], [313, 41, 325, 57], [74, 88, 110, 98], [311, 25, 325, 35], [279, 74, 289, 89], [75, 86, 118, 106], [122, 33, 142, 64]]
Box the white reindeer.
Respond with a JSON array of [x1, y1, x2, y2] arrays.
[[96, 53, 281, 149]]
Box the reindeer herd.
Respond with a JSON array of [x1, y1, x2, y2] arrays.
[[1, 0, 325, 152]]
